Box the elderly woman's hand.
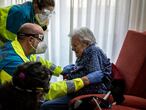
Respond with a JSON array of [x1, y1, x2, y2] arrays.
[[86, 70, 104, 84]]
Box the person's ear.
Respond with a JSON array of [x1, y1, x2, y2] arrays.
[[28, 36, 34, 44]]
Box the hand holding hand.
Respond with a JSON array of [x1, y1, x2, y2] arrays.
[[63, 64, 76, 75]]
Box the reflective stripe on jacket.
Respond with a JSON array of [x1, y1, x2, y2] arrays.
[[0, 39, 84, 100], [0, 6, 15, 46], [0, 2, 34, 47], [11, 39, 63, 75], [30, 55, 62, 76], [45, 78, 84, 100], [0, 70, 12, 84]]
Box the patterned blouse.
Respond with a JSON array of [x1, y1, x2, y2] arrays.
[[67, 43, 112, 96]]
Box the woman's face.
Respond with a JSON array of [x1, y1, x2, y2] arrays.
[[71, 36, 88, 58]]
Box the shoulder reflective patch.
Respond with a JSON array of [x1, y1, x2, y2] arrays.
[[36, 56, 40, 62], [49, 64, 57, 72], [66, 80, 75, 94]]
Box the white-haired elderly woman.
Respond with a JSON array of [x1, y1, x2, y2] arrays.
[[40, 27, 112, 110], [63, 27, 112, 96]]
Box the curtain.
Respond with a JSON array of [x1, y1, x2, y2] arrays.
[[49, 0, 146, 67], [0, 0, 30, 7], [0, 0, 146, 67], [129, 0, 146, 30]]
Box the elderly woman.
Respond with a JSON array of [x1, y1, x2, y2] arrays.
[[64, 27, 112, 96], [40, 27, 112, 110]]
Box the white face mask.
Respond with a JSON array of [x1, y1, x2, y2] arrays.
[[35, 9, 55, 26], [36, 41, 47, 54], [30, 41, 47, 54], [35, 14, 49, 27]]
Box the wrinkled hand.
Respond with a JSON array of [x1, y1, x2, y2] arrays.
[[86, 70, 104, 84], [63, 64, 76, 75]]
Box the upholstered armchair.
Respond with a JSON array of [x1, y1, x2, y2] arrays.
[[69, 30, 146, 110]]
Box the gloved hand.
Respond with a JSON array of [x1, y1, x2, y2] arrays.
[[86, 70, 104, 84], [63, 64, 76, 75]]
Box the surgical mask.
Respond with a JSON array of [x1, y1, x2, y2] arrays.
[[35, 9, 55, 26], [30, 41, 47, 54], [35, 13, 49, 27], [36, 41, 47, 54]]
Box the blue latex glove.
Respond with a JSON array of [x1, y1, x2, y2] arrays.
[[86, 70, 104, 84], [63, 64, 76, 75]]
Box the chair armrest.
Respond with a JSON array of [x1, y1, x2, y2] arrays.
[[109, 105, 140, 110], [69, 94, 146, 110], [69, 94, 108, 104], [121, 95, 146, 109]]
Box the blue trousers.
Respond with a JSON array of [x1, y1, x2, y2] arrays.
[[40, 95, 73, 110]]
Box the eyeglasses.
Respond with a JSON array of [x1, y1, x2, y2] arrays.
[[18, 33, 44, 41], [42, 9, 55, 17]]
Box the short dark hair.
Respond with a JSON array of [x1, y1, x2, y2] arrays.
[[12, 62, 52, 93], [34, 0, 55, 10], [0, 62, 52, 110], [45, 0, 55, 7]]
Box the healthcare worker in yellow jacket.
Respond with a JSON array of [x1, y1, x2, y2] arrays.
[[0, 0, 55, 46], [0, 23, 104, 101]]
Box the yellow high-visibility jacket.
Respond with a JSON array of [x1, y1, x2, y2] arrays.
[[0, 2, 35, 46], [0, 39, 84, 100]]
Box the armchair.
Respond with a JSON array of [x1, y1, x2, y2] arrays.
[[69, 30, 146, 110]]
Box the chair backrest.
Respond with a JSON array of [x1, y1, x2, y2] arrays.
[[116, 30, 146, 98]]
